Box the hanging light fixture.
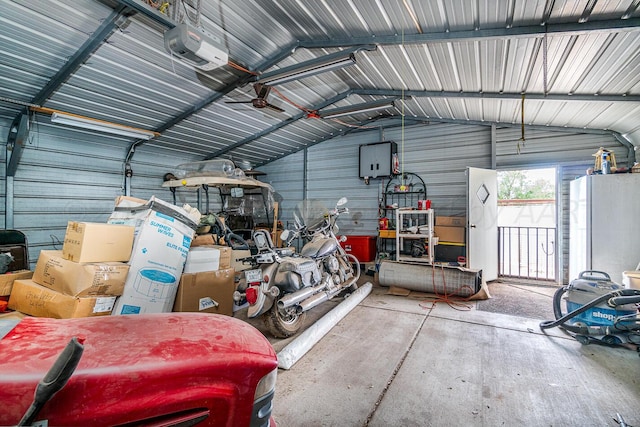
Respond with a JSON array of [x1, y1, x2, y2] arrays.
[[257, 51, 357, 86], [319, 99, 401, 119], [49, 112, 159, 140]]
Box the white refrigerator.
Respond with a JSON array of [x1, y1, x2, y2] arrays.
[[569, 173, 640, 283]]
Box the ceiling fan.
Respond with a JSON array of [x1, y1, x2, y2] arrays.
[[225, 83, 284, 113]]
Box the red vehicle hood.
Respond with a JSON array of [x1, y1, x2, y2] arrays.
[[0, 313, 277, 426]]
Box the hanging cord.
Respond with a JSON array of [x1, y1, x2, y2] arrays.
[[418, 264, 475, 311], [401, 26, 405, 182], [517, 93, 525, 154], [543, 24, 549, 96]]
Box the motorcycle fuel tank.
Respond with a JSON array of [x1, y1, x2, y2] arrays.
[[301, 237, 338, 259]]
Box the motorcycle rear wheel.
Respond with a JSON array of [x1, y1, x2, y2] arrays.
[[264, 301, 307, 338]]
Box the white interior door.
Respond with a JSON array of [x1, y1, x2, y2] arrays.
[[467, 167, 498, 281]]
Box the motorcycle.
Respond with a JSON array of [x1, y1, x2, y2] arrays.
[[234, 197, 361, 338]]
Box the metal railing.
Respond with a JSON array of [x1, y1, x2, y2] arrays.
[[498, 226, 556, 281]]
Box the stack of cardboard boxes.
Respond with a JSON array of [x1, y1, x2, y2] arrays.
[[4, 195, 242, 319], [107, 196, 200, 315], [8, 222, 134, 318], [173, 244, 236, 316]]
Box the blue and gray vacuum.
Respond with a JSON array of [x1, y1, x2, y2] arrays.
[[540, 271, 640, 352]]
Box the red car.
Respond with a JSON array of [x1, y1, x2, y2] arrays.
[[0, 313, 277, 426]]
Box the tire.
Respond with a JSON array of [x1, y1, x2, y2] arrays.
[[264, 299, 307, 338]]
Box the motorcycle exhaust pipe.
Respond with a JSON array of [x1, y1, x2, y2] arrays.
[[278, 285, 323, 310], [296, 292, 330, 314], [296, 278, 360, 313]]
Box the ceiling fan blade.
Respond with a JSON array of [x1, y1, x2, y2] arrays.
[[265, 103, 285, 113], [254, 83, 271, 99], [225, 100, 253, 104]]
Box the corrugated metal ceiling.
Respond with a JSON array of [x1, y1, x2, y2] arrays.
[[1, 0, 639, 168]]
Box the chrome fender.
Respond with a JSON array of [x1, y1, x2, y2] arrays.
[[246, 263, 278, 318]]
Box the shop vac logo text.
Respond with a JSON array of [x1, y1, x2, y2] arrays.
[[592, 311, 615, 321]]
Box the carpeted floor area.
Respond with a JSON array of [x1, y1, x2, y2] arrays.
[[477, 279, 558, 320]]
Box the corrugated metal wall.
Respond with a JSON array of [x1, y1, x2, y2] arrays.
[[261, 122, 493, 236], [262, 121, 624, 283], [0, 115, 196, 268], [2, 112, 626, 280]]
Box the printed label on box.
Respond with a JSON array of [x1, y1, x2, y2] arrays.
[[93, 297, 117, 313], [199, 297, 219, 311], [120, 304, 141, 314]]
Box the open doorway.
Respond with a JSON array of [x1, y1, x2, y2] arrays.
[[497, 168, 557, 282]]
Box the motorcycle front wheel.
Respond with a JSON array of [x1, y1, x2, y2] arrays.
[[264, 300, 307, 338]]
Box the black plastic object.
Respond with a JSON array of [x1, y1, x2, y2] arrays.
[[0, 229, 29, 272], [18, 337, 85, 426]]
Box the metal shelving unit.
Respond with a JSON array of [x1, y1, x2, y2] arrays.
[[395, 208, 435, 264], [378, 173, 426, 258]]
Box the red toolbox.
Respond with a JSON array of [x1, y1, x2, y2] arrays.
[[340, 235, 377, 262]]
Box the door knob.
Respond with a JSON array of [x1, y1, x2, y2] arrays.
[[470, 224, 476, 228]]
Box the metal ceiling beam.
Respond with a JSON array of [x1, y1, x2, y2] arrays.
[[112, 0, 640, 166], [114, 0, 175, 28], [6, 111, 29, 177], [249, 114, 635, 168], [401, 116, 636, 167], [32, 5, 131, 105], [298, 18, 640, 49], [204, 91, 354, 160], [6, 4, 130, 175], [124, 42, 299, 162], [352, 88, 640, 103]]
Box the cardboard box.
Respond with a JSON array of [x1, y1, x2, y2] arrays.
[[434, 226, 466, 243], [436, 216, 466, 227], [184, 246, 231, 273], [63, 222, 134, 263], [0, 270, 33, 296], [108, 196, 200, 315], [173, 268, 235, 316], [8, 279, 116, 318], [191, 234, 216, 247], [33, 250, 129, 297]]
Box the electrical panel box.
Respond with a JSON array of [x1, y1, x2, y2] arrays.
[[359, 141, 397, 179]]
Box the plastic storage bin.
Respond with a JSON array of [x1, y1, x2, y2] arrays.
[[340, 235, 377, 262]]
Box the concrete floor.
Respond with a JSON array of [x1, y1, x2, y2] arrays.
[[240, 275, 640, 426]]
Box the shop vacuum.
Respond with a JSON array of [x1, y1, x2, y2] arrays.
[[540, 271, 640, 352]]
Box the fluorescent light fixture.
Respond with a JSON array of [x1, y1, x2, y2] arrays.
[[320, 100, 398, 119], [50, 112, 159, 140], [258, 52, 356, 86]]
